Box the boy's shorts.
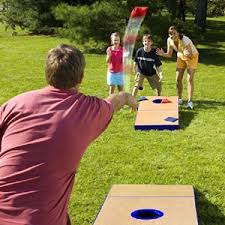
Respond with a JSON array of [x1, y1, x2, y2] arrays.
[[134, 73, 161, 90], [107, 71, 124, 86], [177, 53, 199, 70]]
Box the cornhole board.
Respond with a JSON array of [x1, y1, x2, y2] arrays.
[[93, 185, 198, 225], [135, 96, 179, 130]]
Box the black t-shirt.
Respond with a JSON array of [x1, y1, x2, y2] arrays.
[[134, 47, 162, 76]]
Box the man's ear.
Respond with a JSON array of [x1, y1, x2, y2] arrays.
[[79, 71, 84, 83]]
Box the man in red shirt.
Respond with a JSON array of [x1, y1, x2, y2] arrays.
[[0, 44, 137, 225]]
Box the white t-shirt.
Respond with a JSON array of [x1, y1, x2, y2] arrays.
[[167, 35, 198, 59]]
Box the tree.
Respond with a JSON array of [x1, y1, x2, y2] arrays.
[[167, 0, 178, 21], [1, 0, 59, 33], [195, 0, 208, 31], [0, 0, 91, 34], [178, 0, 186, 22], [207, 0, 225, 16]]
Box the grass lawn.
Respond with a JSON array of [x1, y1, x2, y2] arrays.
[[0, 16, 225, 225]]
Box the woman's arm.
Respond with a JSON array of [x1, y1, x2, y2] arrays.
[[156, 46, 173, 58]]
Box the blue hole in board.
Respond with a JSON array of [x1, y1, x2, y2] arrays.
[[131, 209, 164, 220], [153, 99, 162, 104]]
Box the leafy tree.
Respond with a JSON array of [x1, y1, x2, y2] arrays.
[[186, 0, 224, 17], [54, 1, 127, 52], [0, 0, 79, 34], [167, 0, 178, 20], [178, 0, 186, 22], [53, 0, 165, 52], [207, 0, 225, 16]]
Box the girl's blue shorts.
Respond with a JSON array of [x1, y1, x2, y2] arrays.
[[107, 71, 124, 86]]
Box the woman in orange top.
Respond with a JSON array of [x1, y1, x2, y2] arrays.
[[157, 26, 199, 109]]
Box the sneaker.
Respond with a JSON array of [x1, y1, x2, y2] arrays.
[[178, 99, 183, 105], [187, 101, 193, 109]]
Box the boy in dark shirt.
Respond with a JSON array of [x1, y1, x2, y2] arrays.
[[132, 34, 163, 97]]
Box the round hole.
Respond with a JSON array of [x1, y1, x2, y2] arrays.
[[131, 208, 164, 220], [153, 99, 162, 104]]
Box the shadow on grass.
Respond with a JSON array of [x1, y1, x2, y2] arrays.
[[179, 100, 225, 129], [198, 48, 225, 66], [187, 19, 225, 67], [179, 109, 196, 129], [194, 100, 225, 109], [195, 189, 225, 225], [198, 18, 225, 66]]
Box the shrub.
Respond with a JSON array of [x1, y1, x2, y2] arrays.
[[207, 0, 225, 17], [1, 0, 64, 34], [54, 2, 127, 53]]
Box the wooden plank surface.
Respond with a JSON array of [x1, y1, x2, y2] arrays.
[[93, 185, 198, 225], [134, 96, 179, 130], [108, 185, 194, 197]]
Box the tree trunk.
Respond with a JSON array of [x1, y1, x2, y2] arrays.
[[195, 0, 208, 31], [179, 0, 186, 22], [168, 0, 178, 21]]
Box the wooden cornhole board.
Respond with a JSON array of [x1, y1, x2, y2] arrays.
[[93, 185, 198, 225], [135, 96, 179, 130]]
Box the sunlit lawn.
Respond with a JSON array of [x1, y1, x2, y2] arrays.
[[0, 16, 225, 225]]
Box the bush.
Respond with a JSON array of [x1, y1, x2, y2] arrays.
[[207, 0, 225, 17], [54, 2, 128, 53], [1, 0, 64, 34]]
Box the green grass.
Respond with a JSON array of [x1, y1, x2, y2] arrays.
[[1, 17, 225, 225]]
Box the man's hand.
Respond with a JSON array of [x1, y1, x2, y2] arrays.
[[127, 94, 138, 112], [106, 92, 138, 113]]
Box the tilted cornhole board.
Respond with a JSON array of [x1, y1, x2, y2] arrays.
[[93, 185, 198, 225], [135, 96, 179, 130]]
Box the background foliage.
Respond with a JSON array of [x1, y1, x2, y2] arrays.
[[0, 0, 224, 50], [0, 15, 225, 224]]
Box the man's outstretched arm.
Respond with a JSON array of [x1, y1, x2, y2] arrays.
[[105, 92, 137, 113]]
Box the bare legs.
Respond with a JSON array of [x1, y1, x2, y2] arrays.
[[109, 85, 115, 95], [132, 74, 161, 97], [187, 68, 195, 102], [109, 85, 123, 95], [176, 68, 185, 100], [176, 68, 195, 106], [156, 83, 161, 96], [132, 73, 144, 97], [118, 85, 123, 92]]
